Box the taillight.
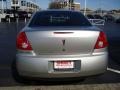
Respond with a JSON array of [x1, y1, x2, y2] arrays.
[[94, 31, 108, 49], [16, 32, 32, 50]]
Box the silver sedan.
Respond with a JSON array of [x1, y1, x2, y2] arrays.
[[14, 10, 108, 82]]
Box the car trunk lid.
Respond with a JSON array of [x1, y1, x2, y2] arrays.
[[25, 27, 99, 55]]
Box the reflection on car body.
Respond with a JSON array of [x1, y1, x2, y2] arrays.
[[14, 10, 108, 82]]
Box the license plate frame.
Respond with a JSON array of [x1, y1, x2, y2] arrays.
[[54, 61, 74, 69]]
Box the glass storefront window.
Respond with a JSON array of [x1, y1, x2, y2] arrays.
[[12, 0, 18, 4], [21, 0, 26, 6]]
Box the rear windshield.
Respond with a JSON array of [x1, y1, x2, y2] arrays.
[[29, 11, 91, 27]]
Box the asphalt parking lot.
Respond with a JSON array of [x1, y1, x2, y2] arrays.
[[0, 21, 120, 89]]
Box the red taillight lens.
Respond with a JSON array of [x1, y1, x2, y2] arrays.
[[16, 32, 32, 50], [94, 31, 108, 49]]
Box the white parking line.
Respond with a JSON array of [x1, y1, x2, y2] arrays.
[[107, 68, 120, 74]]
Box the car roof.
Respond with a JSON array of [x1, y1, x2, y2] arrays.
[[36, 9, 81, 13]]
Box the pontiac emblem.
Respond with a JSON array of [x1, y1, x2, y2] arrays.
[[62, 40, 65, 46], [62, 39, 66, 51]]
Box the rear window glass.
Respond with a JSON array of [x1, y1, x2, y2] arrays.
[[29, 11, 91, 27]]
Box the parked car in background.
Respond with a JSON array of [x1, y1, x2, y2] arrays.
[[13, 10, 108, 83], [86, 14, 95, 19], [103, 14, 115, 21], [0, 10, 32, 22], [17, 11, 29, 20], [93, 14, 104, 19], [27, 12, 33, 19], [115, 17, 120, 23], [0, 9, 14, 22], [86, 14, 105, 25], [86, 14, 103, 19]]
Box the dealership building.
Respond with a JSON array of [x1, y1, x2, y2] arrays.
[[0, 0, 39, 13], [49, 0, 80, 11]]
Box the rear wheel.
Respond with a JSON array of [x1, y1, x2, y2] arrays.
[[11, 60, 31, 84], [5, 16, 9, 22]]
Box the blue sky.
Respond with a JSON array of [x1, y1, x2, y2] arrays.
[[37, 0, 120, 10]]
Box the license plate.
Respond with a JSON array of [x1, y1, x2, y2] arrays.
[[54, 61, 74, 69]]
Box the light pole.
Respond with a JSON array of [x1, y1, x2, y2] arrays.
[[1, 0, 4, 14], [84, 0, 86, 15], [69, 0, 74, 10], [6, 0, 7, 10], [100, 0, 103, 16]]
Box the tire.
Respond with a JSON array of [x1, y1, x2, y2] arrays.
[[11, 60, 31, 84], [5, 16, 9, 22]]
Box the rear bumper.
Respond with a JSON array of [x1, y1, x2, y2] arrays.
[[16, 52, 108, 78]]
